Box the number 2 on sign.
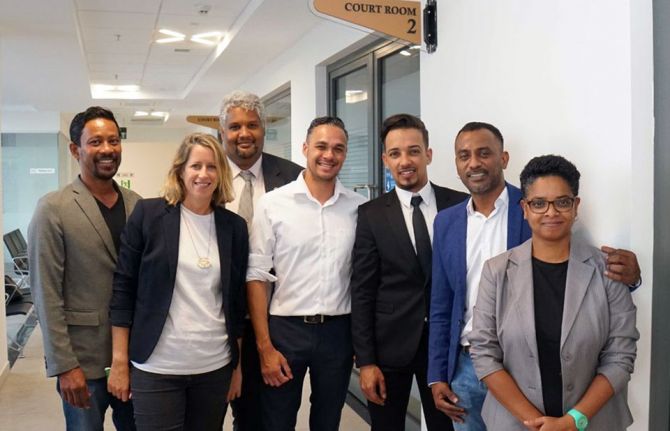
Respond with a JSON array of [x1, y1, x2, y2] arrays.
[[407, 18, 417, 34]]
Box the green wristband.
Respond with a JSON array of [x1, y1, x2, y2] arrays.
[[567, 408, 589, 431]]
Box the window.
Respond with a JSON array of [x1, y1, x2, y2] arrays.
[[329, 40, 420, 199], [262, 84, 292, 160]]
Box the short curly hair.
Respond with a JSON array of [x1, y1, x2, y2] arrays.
[[219, 90, 266, 129], [519, 154, 581, 198]]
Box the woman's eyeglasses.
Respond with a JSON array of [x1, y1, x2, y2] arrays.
[[524, 197, 576, 214]]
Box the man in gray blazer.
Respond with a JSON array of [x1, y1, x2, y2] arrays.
[[29, 106, 141, 431], [219, 90, 302, 431]]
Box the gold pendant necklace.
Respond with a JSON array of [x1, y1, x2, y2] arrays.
[[183, 208, 213, 270]]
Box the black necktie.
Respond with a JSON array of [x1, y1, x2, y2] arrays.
[[411, 195, 432, 280]]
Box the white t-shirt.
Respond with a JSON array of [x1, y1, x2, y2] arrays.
[[132, 206, 231, 374]]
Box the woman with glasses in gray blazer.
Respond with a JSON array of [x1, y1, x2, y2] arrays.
[[469, 155, 638, 431]]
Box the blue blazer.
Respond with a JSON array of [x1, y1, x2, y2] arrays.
[[110, 198, 249, 368], [427, 183, 531, 384]]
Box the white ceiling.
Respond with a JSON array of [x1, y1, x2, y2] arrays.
[[0, 0, 322, 127]]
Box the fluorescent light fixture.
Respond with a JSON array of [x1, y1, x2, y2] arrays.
[[399, 50, 411, 57], [91, 83, 143, 99], [150, 111, 167, 117], [159, 29, 185, 38], [191, 31, 223, 46], [134, 111, 149, 117], [156, 29, 185, 44]]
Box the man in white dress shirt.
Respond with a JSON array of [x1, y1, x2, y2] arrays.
[[246, 116, 366, 431]]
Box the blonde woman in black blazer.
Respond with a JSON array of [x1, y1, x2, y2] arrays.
[[108, 133, 248, 431]]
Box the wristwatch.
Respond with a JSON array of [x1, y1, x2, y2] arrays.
[[567, 408, 589, 431]]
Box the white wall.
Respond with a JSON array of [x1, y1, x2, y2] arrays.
[[1, 110, 60, 133], [421, 1, 654, 429], [112, 126, 196, 198]]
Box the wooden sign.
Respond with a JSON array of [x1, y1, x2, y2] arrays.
[[187, 115, 220, 129], [312, 0, 421, 45]]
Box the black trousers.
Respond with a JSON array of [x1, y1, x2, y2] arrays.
[[225, 322, 264, 431], [367, 328, 454, 431], [130, 364, 232, 431], [261, 315, 353, 431]]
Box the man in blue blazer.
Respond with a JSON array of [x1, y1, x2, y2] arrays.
[[427, 122, 642, 431]]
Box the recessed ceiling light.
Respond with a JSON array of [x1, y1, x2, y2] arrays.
[[191, 31, 222, 46], [159, 29, 185, 38], [157, 29, 186, 44]]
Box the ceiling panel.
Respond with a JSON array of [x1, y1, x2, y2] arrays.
[[80, 27, 154, 44], [84, 40, 151, 55], [160, 0, 249, 18], [89, 71, 143, 83], [89, 63, 144, 73], [86, 52, 148, 64], [78, 11, 157, 29], [74, 0, 161, 14]]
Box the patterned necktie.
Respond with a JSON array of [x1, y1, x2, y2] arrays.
[[411, 195, 432, 316], [238, 170, 255, 225]]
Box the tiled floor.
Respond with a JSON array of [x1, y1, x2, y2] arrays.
[[0, 324, 369, 430]]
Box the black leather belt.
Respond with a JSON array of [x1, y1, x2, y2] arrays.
[[302, 314, 331, 324], [461, 345, 471, 353], [272, 314, 348, 324]]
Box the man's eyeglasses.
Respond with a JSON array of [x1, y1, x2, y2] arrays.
[[524, 197, 576, 214]]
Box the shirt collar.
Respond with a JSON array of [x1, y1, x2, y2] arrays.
[[466, 186, 509, 217], [395, 181, 434, 209], [228, 154, 263, 179], [292, 171, 348, 205]]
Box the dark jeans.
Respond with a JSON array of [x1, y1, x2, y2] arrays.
[[225, 322, 264, 431], [130, 364, 232, 431], [367, 328, 453, 431], [57, 376, 136, 431], [262, 314, 353, 431]]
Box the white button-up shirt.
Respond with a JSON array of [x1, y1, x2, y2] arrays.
[[460, 187, 509, 345], [226, 155, 265, 214], [395, 182, 438, 251], [246, 173, 367, 316]]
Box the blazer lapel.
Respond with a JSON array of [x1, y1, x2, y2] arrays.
[[449, 206, 468, 296], [162, 203, 181, 284], [72, 177, 117, 260], [506, 183, 525, 249], [384, 190, 422, 271], [560, 240, 595, 349], [261, 154, 283, 192], [215, 208, 233, 313], [509, 240, 540, 362]]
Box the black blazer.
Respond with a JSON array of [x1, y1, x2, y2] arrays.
[[110, 198, 249, 368], [260, 152, 303, 192], [351, 184, 468, 369]]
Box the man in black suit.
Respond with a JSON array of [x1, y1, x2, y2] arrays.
[[219, 90, 302, 431], [351, 114, 468, 430]]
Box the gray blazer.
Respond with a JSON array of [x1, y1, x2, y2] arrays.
[[469, 238, 638, 431], [28, 177, 141, 379]]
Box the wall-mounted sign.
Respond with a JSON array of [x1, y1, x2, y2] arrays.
[[29, 168, 56, 175], [312, 0, 421, 45], [186, 115, 220, 129]]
